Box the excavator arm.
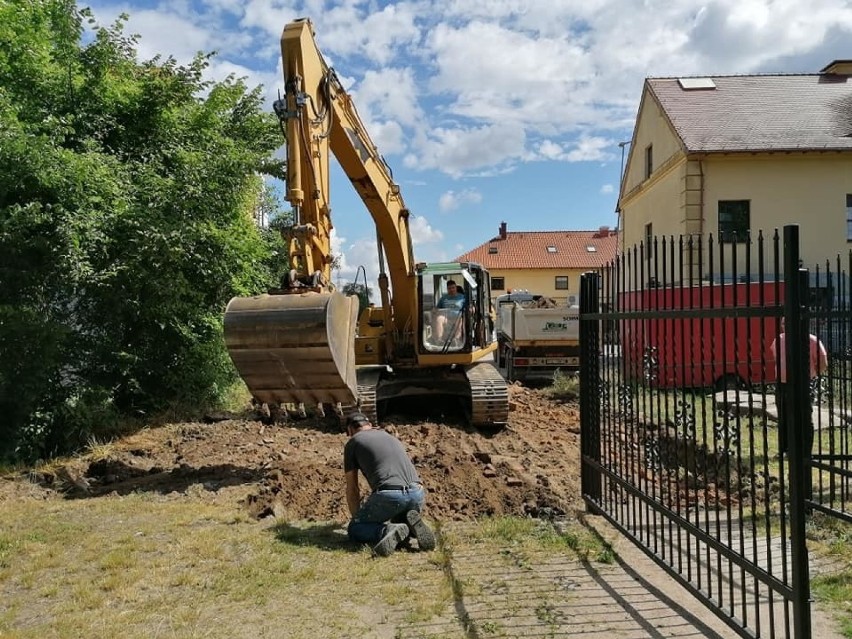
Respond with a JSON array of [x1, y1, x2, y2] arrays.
[[277, 19, 418, 338]]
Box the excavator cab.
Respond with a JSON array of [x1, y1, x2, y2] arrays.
[[418, 262, 494, 355]]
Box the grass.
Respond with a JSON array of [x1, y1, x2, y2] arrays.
[[0, 472, 624, 639], [0, 485, 625, 639], [457, 516, 615, 564], [546, 370, 580, 402], [217, 379, 255, 414], [807, 512, 852, 638], [84, 436, 117, 462], [812, 573, 852, 638], [0, 491, 453, 639], [600, 384, 797, 504]]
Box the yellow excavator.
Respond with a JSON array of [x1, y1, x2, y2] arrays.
[[223, 18, 508, 427]]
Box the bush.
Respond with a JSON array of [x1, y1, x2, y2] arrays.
[[547, 370, 580, 402], [0, 1, 287, 462]]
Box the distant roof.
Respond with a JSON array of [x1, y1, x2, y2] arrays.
[[455, 230, 618, 269], [647, 74, 852, 153]]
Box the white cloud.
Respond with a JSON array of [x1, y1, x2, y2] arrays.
[[354, 67, 422, 127], [331, 229, 381, 286], [352, 4, 422, 65], [93, 7, 215, 63], [410, 216, 444, 243], [89, 0, 852, 182], [207, 59, 279, 97], [438, 189, 483, 212], [404, 124, 527, 177], [262, 0, 425, 64], [331, 215, 442, 287], [686, 0, 852, 69], [434, 0, 533, 20], [538, 140, 564, 161], [240, 1, 306, 43], [351, 67, 423, 155], [200, 0, 246, 15], [427, 21, 598, 130], [600, 184, 615, 194], [565, 136, 614, 162]]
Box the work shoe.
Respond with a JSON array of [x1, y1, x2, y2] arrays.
[[406, 510, 436, 551], [373, 523, 410, 557]]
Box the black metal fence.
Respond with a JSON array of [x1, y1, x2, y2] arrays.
[[579, 225, 852, 639]]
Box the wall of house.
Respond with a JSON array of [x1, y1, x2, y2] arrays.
[[622, 152, 852, 282], [703, 154, 852, 273], [621, 161, 686, 253], [489, 268, 590, 305], [620, 89, 689, 253], [622, 91, 684, 196]]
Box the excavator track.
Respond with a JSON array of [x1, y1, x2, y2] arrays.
[[466, 361, 509, 427], [352, 368, 381, 424]]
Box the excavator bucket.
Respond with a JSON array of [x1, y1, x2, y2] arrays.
[[223, 291, 360, 406]]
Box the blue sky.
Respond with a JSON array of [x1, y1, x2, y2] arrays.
[[87, 0, 852, 285]]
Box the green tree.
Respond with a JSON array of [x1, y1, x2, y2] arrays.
[[0, 0, 287, 460], [341, 282, 373, 317]]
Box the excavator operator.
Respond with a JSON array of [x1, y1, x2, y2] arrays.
[[434, 280, 466, 344]]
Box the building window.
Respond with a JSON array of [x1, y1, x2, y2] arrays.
[[644, 144, 653, 180], [644, 222, 652, 260], [491, 276, 505, 291], [555, 276, 569, 290], [718, 200, 750, 242], [847, 194, 852, 241]]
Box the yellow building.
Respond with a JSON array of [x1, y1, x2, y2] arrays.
[[455, 222, 619, 305], [618, 60, 852, 279]]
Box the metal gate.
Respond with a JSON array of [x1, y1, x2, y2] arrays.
[[579, 225, 852, 639]]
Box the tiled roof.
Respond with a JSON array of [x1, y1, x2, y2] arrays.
[[648, 74, 852, 153], [455, 229, 619, 269]]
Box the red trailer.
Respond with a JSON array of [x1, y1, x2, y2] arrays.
[[620, 282, 781, 389]]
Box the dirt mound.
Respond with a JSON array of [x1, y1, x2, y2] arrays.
[[13, 384, 582, 523]]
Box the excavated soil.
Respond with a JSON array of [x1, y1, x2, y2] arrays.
[[5, 384, 582, 523]]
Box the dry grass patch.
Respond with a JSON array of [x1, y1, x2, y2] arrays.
[[0, 490, 453, 639]]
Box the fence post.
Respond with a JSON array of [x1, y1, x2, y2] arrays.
[[783, 224, 812, 639], [580, 271, 602, 509]]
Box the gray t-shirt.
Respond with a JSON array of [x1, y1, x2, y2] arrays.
[[343, 429, 420, 492]]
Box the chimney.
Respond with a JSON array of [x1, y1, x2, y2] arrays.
[[598, 225, 610, 238], [499, 221, 507, 240]]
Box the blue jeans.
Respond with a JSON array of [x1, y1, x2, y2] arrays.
[[348, 485, 425, 544]]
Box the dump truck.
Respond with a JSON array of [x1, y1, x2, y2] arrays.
[[495, 293, 580, 382]]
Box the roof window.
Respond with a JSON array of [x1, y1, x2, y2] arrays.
[[546, 246, 557, 253], [488, 246, 498, 254], [586, 246, 597, 252], [821, 60, 852, 76], [677, 77, 716, 90]]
